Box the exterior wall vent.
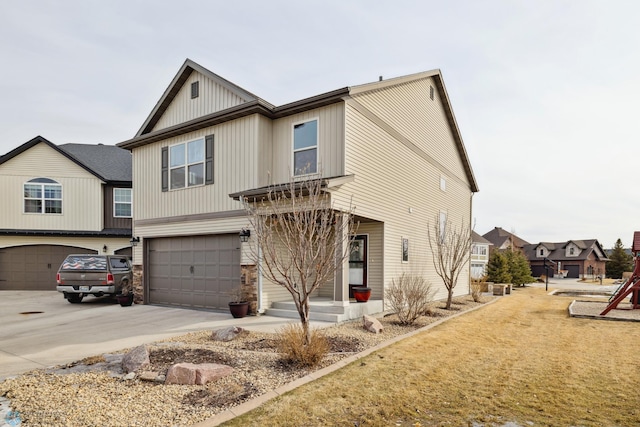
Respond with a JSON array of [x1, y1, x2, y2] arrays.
[[191, 81, 199, 99]]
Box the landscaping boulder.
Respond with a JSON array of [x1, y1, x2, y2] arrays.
[[165, 363, 234, 385], [122, 345, 150, 373], [363, 315, 384, 334], [211, 326, 245, 342]]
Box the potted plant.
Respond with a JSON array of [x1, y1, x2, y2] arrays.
[[228, 285, 249, 318], [116, 280, 134, 307], [352, 287, 372, 303]]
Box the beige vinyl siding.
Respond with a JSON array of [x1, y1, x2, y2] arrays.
[[256, 115, 274, 188], [0, 142, 104, 231], [132, 114, 262, 221], [351, 77, 467, 182], [269, 103, 345, 183], [151, 71, 250, 132], [336, 100, 472, 302]]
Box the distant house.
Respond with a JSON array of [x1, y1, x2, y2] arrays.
[[482, 227, 529, 252], [521, 239, 609, 279], [471, 231, 491, 278], [117, 59, 478, 320], [0, 136, 132, 290]]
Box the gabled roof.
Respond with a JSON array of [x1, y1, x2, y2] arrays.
[[522, 239, 609, 262], [472, 231, 492, 245], [136, 59, 261, 137], [482, 227, 530, 249], [0, 136, 131, 184], [120, 60, 478, 192]]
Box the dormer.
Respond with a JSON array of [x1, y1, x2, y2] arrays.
[[565, 241, 582, 257], [536, 243, 553, 258]]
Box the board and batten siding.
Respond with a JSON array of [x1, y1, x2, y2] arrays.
[[335, 96, 472, 302], [132, 114, 262, 221], [151, 70, 251, 133], [269, 103, 345, 183], [0, 142, 104, 231]]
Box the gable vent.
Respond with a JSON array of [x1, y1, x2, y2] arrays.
[[191, 81, 199, 99]]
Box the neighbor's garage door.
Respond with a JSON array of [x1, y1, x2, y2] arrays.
[[148, 234, 241, 310], [565, 265, 580, 278], [0, 245, 98, 290]]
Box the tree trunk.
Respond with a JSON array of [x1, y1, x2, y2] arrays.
[[445, 287, 453, 310]]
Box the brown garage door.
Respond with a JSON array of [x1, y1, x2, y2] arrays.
[[148, 234, 241, 310], [0, 245, 98, 290]]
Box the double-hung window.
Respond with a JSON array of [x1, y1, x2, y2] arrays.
[[169, 138, 205, 189], [24, 178, 62, 214], [161, 135, 213, 192], [114, 188, 132, 218], [293, 119, 318, 176]]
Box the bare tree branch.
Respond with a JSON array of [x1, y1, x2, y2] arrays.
[[242, 174, 356, 344], [427, 216, 473, 309]]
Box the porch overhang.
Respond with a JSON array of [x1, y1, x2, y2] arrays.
[[229, 174, 355, 202]]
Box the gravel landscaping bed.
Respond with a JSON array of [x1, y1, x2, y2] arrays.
[[0, 296, 489, 427]]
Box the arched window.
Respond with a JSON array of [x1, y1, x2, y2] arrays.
[[24, 178, 62, 214]]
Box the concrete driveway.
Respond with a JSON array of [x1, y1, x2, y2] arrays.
[[0, 291, 322, 381]]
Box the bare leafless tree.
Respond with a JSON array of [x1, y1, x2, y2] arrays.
[[427, 217, 473, 309], [242, 175, 356, 345]]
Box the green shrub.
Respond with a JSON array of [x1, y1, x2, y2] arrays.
[[385, 274, 435, 325], [276, 323, 329, 367]]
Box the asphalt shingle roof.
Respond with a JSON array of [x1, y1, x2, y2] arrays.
[[59, 143, 132, 182]]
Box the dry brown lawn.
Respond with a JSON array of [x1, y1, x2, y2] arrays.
[[223, 287, 640, 426]]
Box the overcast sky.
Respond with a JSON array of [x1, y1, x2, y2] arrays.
[[0, 1, 637, 248]]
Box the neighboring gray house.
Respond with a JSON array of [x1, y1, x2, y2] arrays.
[[118, 59, 478, 320], [0, 136, 132, 290]]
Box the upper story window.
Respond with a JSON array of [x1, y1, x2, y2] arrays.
[[161, 135, 213, 192], [24, 178, 62, 214], [569, 247, 575, 255], [114, 188, 132, 218], [169, 138, 205, 189], [539, 248, 545, 257], [472, 245, 487, 256], [293, 119, 318, 176], [440, 175, 446, 192]]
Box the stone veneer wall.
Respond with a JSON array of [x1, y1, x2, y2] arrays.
[[132, 264, 143, 304], [241, 264, 258, 315]]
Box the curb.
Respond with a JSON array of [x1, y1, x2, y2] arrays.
[[193, 296, 501, 426]]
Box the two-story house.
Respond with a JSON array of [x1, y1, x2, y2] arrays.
[[0, 136, 132, 290], [522, 239, 608, 279], [482, 227, 530, 252], [118, 59, 478, 319]]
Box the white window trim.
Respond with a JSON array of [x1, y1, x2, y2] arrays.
[[440, 175, 447, 192], [169, 137, 205, 190], [292, 117, 319, 177], [113, 188, 133, 218], [23, 179, 63, 215]]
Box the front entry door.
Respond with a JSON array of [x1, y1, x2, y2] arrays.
[[349, 235, 367, 298]]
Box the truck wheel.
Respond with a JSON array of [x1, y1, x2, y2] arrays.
[[67, 294, 83, 303]]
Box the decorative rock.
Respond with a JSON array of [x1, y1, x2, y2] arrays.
[[211, 326, 245, 342], [165, 363, 234, 385], [121, 345, 150, 373], [139, 371, 160, 382], [123, 372, 136, 381], [363, 315, 384, 334]]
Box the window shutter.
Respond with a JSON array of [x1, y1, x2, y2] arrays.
[[205, 135, 214, 185], [161, 146, 168, 192]]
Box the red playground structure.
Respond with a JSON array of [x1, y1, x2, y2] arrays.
[[600, 231, 640, 316]]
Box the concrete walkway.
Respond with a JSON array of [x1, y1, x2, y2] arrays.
[[0, 291, 333, 380]]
